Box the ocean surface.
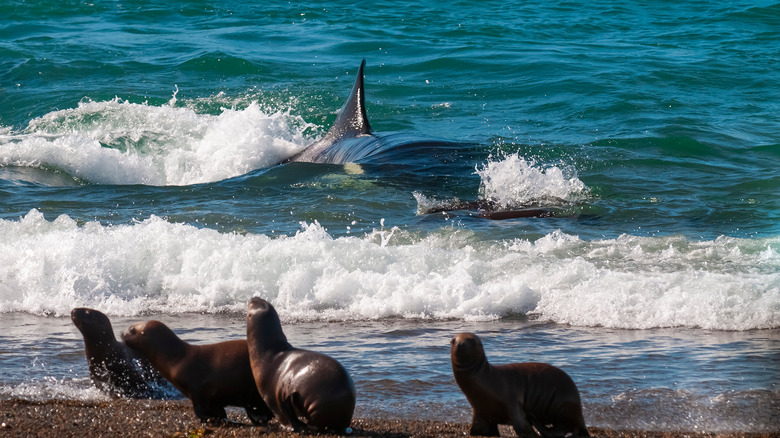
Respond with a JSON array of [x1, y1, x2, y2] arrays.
[[1, 0, 778, 432]]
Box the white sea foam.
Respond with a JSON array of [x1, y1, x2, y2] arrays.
[[475, 152, 589, 207], [1, 210, 778, 330], [0, 98, 312, 185], [414, 153, 590, 213]]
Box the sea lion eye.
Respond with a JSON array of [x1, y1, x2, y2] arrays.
[[450, 338, 456, 345]]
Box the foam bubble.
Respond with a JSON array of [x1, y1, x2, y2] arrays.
[[0, 97, 313, 185], [1, 210, 777, 330]]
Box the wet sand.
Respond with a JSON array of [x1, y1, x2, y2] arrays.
[[0, 399, 775, 438]]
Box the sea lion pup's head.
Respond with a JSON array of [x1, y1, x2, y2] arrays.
[[71, 308, 114, 342], [451, 332, 487, 370], [121, 320, 184, 357], [246, 297, 290, 350]]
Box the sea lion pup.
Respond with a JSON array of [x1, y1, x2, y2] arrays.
[[121, 320, 272, 425], [70, 307, 172, 399], [246, 298, 356, 433], [451, 332, 589, 438]]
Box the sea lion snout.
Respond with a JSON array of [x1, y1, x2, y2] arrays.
[[246, 298, 287, 343], [121, 326, 135, 338], [451, 332, 484, 363], [121, 321, 154, 342], [71, 307, 111, 334], [247, 297, 272, 313], [70, 308, 87, 328], [71, 307, 89, 320], [71, 307, 100, 323]]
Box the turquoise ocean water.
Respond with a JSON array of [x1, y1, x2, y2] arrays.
[[1, 0, 778, 432]]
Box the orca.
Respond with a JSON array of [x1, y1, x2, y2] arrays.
[[285, 60, 559, 220], [284, 60, 478, 171]]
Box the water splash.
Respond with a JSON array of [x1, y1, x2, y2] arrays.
[[475, 152, 589, 208]]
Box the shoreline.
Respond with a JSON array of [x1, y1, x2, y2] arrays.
[[0, 399, 775, 438]]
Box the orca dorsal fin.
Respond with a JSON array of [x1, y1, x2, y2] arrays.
[[285, 60, 372, 163], [325, 59, 371, 140]]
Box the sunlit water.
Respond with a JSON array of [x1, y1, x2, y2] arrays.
[[1, 0, 778, 432]]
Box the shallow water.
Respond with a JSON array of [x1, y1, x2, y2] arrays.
[[1, 0, 779, 432], [0, 314, 777, 431]]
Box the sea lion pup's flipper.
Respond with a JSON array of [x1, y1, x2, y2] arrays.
[[245, 403, 274, 426], [469, 414, 499, 436], [509, 407, 536, 438], [191, 399, 227, 425], [279, 392, 313, 432]]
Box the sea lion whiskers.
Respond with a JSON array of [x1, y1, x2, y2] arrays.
[[451, 334, 488, 372]]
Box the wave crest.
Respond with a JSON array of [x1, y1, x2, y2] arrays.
[[1, 97, 312, 185], [1, 210, 777, 330]]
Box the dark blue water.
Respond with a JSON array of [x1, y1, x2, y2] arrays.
[[1, 0, 778, 432]]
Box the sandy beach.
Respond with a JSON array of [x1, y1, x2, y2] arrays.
[[0, 399, 775, 438]]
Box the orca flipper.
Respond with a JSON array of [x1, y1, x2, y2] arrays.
[[289, 60, 372, 162]]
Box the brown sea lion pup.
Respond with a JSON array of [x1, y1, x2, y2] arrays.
[[246, 297, 356, 433], [70, 307, 176, 399], [121, 320, 272, 425], [451, 332, 590, 438]]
